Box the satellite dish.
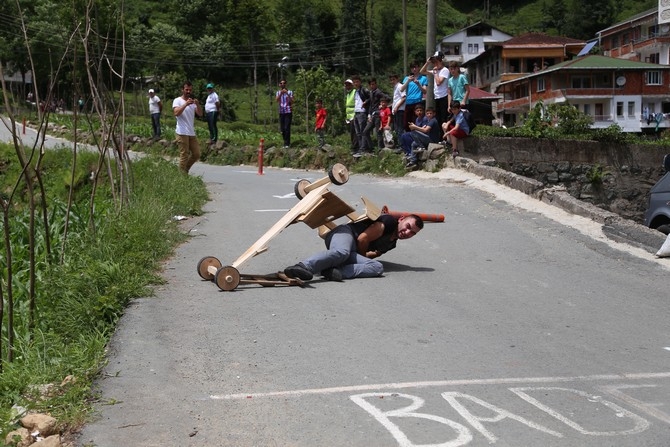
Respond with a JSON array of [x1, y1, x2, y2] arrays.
[[616, 76, 627, 86], [661, 24, 670, 34]]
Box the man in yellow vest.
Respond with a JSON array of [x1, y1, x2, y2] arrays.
[[344, 79, 358, 154]]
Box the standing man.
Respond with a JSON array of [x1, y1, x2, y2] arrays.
[[447, 61, 470, 111], [172, 81, 203, 174], [389, 74, 406, 141], [362, 78, 386, 151], [148, 88, 162, 141], [420, 52, 450, 128], [400, 62, 428, 131], [204, 83, 221, 145], [276, 79, 294, 148], [344, 79, 359, 153], [351, 75, 370, 157]]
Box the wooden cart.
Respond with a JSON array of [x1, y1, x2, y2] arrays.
[[197, 164, 363, 291]]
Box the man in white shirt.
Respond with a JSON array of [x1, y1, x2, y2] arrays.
[[148, 89, 162, 140], [172, 81, 203, 173], [420, 51, 450, 127], [204, 83, 221, 145]]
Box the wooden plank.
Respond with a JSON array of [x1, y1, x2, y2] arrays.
[[231, 183, 330, 268]]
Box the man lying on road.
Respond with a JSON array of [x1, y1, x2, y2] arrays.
[[284, 214, 424, 282]]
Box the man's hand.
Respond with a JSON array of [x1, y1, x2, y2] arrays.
[[365, 250, 381, 259]]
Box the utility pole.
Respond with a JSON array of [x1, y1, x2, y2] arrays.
[[426, 0, 436, 109], [402, 0, 408, 74]]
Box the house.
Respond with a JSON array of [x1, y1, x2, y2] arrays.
[[466, 86, 500, 126], [597, 7, 670, 64], [463, 33, 585, 95], [494, 54, 670, 132], [436, 22, 513, 66]]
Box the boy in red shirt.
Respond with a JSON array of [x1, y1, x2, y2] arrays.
[[315, 99, 327, 150], [378, 96, 393, 148]]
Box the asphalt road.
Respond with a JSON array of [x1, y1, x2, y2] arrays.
[[70, 160, 669, 447], [1, 119, 668, 446]]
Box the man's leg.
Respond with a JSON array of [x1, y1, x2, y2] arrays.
[[403, 104, 416, 131], [186, 136, 200, 172], [353, 113, 367, 153], [301, 226, 356, 274], [151, 113, 161, 138], [176, 134, 189, 173], [339, 253, 384, 279], [361, 116, 374, 152]]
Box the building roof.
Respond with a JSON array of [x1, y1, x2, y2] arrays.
[[597, 7, 657, 35], [498, 32, 584, 47], [468, 86, 500, 100], [438, 21, 512, 41]]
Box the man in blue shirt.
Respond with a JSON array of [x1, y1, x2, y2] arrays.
[[400, 62, 428, 132]]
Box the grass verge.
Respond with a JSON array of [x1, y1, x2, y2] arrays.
[[0, 152, 208, 442]]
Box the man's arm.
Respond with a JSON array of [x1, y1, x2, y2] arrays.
[[356, 221, 385, 257]]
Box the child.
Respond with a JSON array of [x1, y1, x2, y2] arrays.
[[378, 96, 393, 148], [315, 99, 327, 150], [442, 100, 470, 157]]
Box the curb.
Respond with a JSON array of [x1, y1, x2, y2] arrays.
[[446, 155, 666, 254]]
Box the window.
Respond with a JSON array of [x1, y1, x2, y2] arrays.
[[647, 53, 660, 64], [583, 104, 591, 116], [467, 43, 479, 54], [646, 70, 662, 85], [537, 77, 545, 92], [628, 102, 635, 118], [571, 76, 592, 88], [623, 33, 631, 45], [611, 36, 619, 48], [616, 102, 624, 117]]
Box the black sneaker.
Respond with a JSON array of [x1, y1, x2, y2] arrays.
[[284, 263, 313, 280], [321, 267, 343, 282]]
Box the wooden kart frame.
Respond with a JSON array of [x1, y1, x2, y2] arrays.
[[196, 163, 443, 291]]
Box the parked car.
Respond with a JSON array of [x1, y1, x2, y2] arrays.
[[644, 153, 670, 235]]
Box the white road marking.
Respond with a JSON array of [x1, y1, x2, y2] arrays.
[[272, 193, 297, 199], [209, 371, 670, 400], [254, 209, 290, 212]]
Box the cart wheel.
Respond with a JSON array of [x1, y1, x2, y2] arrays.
[[328, 163, 349, 185], [294, 179, 311, 200], [197, 256, 222, 280], [215, 266, 241, 291]]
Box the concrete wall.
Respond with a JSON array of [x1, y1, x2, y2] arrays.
[[462, 136, 670, 222]]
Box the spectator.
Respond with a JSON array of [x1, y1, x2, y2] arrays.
[[172, 81, 203, 173], [276, 79, 294, 148], [315, 98, 327, 151], [389, 74, 406, 140], [204, 83, 221, 145], [420, 51, 450, 127], [399, 104, 428, 164], [344, 79, 359, 153], [442, 100, 470, 157], [404, 106, 440, 169], [351, 75, 370, 158], [362, 78, 387, 150], [378, 96, 393, 148], [447, 61, 470, 110], [400, 62, 428, 131], [148, 89, 162, 140]]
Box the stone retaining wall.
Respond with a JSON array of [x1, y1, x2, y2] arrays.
[[462, 137, 670, 222]]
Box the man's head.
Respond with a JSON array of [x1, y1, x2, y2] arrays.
[[389, 74, 399, 84], [425, 107, 435, 118], [351, 75, 362, 88], [148, 89, 155, 96], [181, 81, 194, 98], [368, 78, 377, 89], [397, 214, 424, 240], [206, 83, 214, 91], [414, 105, 424, 117], [430, 51, 444, 67], [279, 79, 287, 88], [450, 101, 461, 113], [344, 79, 353, 90], [315, 99, 323, 108], [380, 97, 388, 108], [448, 61, 461, 76]]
